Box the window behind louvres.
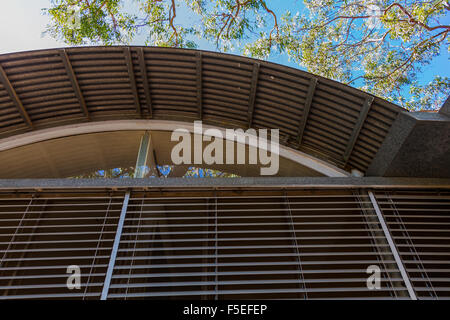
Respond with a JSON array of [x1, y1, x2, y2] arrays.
[[373, 190, 450, 299], [0, 191, 125, 299], [108, 189, 410, 299]]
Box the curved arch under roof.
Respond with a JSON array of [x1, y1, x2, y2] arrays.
[[0, 120, 350, 178], [0, 46, 405, 174]]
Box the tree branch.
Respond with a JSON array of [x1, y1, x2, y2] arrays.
[[168, 0, 179, 46], [260, 0, 279, 45], [384, 3, 450, 32]]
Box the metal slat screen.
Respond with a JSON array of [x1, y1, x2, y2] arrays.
[[108, 189, 409, 299], [0, 191, 125, 299], [374, 190, 450, 299], [0, 187, 449, 300]]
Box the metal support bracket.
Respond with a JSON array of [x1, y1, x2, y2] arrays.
[[135, 131, 152, 178], [101, 191, 130, 300], [368, 191, 417, 300]]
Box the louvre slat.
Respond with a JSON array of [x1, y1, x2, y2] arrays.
[[0, 264, 108, 271], [116, 244, 390, 252], [112, 260, 397, 268], [0, 273, 105, 280], [112, 268, 404, 278], [0, 282, 104, 290], [0, 293, 100, 300], [110, 277, 404, 288], [122, 214, 379, 220], [118, 236, 390, 243], [108, 287, 408, 299]]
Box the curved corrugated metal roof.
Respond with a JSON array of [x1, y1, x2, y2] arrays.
[[0, 46, 405, 173]]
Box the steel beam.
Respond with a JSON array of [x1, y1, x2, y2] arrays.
[[123, 48, 141, 115], [368, 191, 417, 300], [196, 52, 203, 119], [0, 177, 449, 190], [0, 64, 33, 128], [355, 191, 409, 298], [343, 96, 374, 163], [137, 48, 152, 117], [247, 63, 260, 127], [135, 131, 151, 178], [101, 191, 130, 300], [59, 49, 90, 120], [297, 77, 317, 144]]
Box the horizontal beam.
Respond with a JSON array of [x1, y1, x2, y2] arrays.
[[0, 177, 449, 190]]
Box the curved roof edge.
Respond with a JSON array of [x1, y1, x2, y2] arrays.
[[0, 46, 426, 176], [0, 119, 350, 178]]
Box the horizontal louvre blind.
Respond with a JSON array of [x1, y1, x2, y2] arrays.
[[374, 190, 450, 299], [0, 191, 126, 299], [2, 187, 449, 300], [108, 189, 408, 299]]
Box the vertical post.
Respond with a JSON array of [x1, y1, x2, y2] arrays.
[[368, 191, 417, 300], [101, 191, 131, 300], [135, 131, 151, 178]]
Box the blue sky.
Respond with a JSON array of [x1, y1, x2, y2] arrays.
[[0, 0, 448, 94]]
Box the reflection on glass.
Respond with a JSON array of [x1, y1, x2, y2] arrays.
[[183, 167, 239, 178], [71, 167, 136, 178], [71, 166, 239, 178]]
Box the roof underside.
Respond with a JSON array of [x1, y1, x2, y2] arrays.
[[0, 46, 404, 173], [0, 130, 324, 178]]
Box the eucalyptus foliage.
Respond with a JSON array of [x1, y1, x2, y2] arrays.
[[44, 0, 450, 110]]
